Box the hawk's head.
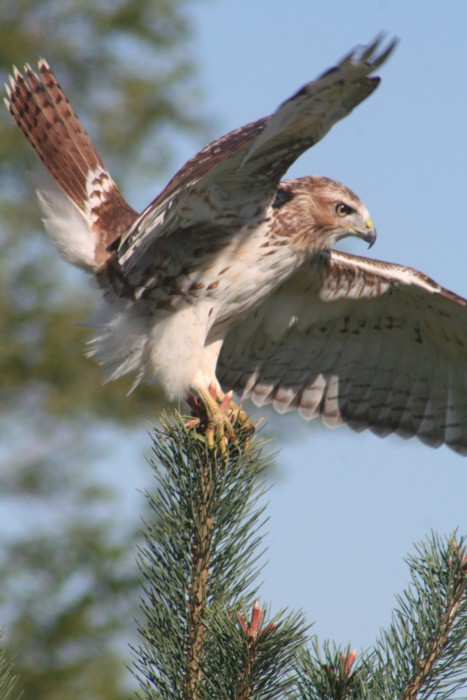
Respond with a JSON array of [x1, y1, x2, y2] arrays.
[[274, 176, 376, 252]]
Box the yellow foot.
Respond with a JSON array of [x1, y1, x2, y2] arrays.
[[186, 384, 257, 454]]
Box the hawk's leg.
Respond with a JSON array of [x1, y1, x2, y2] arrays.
[[187, 384, 256, 453]]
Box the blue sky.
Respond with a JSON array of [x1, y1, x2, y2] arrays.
[[168, 0, 467, 652]]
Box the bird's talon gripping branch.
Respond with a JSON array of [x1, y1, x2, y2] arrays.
[[213, 386, 257, 443], [187, 385, 255, 453]]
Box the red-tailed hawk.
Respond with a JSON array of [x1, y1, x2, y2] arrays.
[[5, 38, 467, 454]]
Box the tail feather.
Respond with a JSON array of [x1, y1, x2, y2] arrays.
[[5, 60, 138, 268]]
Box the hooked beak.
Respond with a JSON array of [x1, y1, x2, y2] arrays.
[[357, 217, 377, 249]]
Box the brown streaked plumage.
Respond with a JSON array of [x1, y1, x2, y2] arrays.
[[6, 61, 137, 265], [6, 37, 467, 453]]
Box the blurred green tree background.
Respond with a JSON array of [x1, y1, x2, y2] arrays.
[[0, 1, 209, 697]]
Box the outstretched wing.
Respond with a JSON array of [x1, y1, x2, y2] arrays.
[[5, 60, 138, 268], [118, 36, 397, 269], [218, 250, 467, 454]]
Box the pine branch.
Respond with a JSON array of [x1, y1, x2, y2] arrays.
[[403, 538, 466, 699], [294, 641, 371, 699], [205, 601, 306, 699], [293, 534, 467, 700], [133, 411, 307, 699], [184, 443, 213, 699], [0, 632, 18, 700], [132, 413, 466, 699], [237, 602, 269, 700], [369, 533, 467, 699]]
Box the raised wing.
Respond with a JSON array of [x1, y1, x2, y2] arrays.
[[117, 36, 397, 269], [5, 60, 138, 267], [218, 250, 467, 454]]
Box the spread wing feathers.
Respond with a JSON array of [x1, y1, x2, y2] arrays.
[[5, 60, 137, 268], [218, 250, 467, 454], [117, 36, 396, 270]]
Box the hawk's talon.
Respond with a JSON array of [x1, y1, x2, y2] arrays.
[[187, 385, 255, 454], [219, 389, 234, 412], [205, 413, 235, 456]]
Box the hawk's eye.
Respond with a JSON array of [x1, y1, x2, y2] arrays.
[[335, 202, 353, 217]]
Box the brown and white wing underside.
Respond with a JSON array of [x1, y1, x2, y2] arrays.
[[5, 61, 137, 269], [117, 37, 396, 270], [218, 250, 467, 454]]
